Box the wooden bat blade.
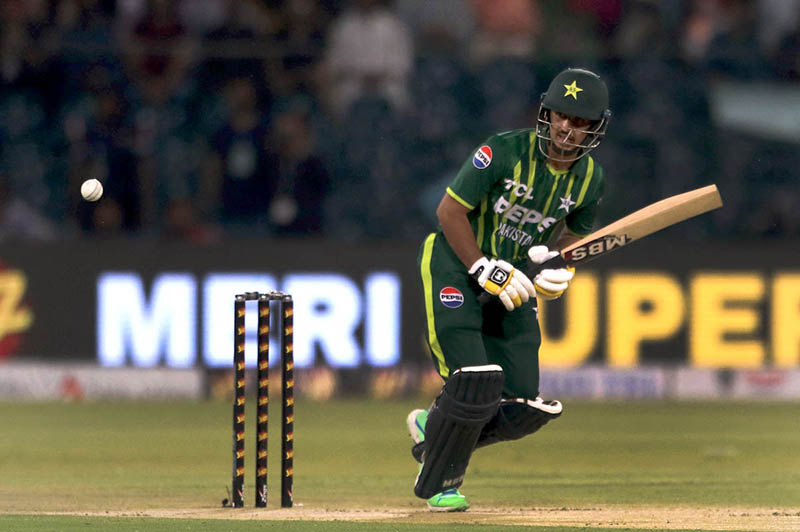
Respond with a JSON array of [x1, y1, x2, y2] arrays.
[[559, 184, 722, 265], [478, 185, 722, 305]]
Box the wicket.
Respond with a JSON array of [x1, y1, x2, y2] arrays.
[[229, 291, 294, 509]]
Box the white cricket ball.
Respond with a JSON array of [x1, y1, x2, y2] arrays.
[[80, 179, 103, 202]]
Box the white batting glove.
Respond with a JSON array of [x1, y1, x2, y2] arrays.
[[528, 245, 575, 300], [469, 257, 536, 311]]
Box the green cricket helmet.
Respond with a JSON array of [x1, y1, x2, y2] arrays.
[[536, 68, 611, 163]]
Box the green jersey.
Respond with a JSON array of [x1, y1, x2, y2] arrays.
[[446, 129, 605, 266]]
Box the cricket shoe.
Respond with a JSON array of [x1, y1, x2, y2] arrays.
[[426, 488, 470, 512], [407, 409, 470, 512]]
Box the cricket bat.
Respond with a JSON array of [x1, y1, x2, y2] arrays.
[[478, 184, 723, 304], [548, 183, 723, 268]]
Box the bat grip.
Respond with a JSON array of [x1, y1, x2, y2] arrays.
[[476, 254, 568, 306]]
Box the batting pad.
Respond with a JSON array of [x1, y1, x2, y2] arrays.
[[475, 397, 562, 449], [414, 365, 504, 499]]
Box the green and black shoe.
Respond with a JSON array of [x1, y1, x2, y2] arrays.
[[426, 487, 470, 512], [406, 409, 470, 512]]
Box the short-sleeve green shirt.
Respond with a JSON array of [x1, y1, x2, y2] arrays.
[[446, 129, 605, 266]]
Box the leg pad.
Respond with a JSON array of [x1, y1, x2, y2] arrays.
[[475, 397, 562, 449], [413, 365, 504, 499]]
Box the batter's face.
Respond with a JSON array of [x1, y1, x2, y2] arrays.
[[548, 110, 592, 153]]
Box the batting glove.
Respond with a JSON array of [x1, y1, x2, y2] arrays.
[[528, 245, 575, 300], [469, 257, 536, 311]]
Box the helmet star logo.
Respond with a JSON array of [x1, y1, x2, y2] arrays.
[[563, 81, 583, 100], [558, 194, 576, 212]]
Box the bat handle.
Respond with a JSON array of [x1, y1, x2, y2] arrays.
[[476, 291, 492, 305], [476, 254, 568, 306]]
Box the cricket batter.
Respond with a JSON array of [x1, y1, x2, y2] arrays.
[[407, 68, 611, 511]]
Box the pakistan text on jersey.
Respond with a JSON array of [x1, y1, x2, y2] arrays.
[[494, 223, 534, 246]]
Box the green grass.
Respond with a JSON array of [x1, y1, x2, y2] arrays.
[[0, 399, 798, 531], [0, 515, 761, 532]]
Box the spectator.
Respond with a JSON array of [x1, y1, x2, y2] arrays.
[[324, 95, 423, 240], [205, 76, 277, 231], [536, 0, 600, 61], [267, 0, 332, 104], [60, 71, 142, 236], [678, 0, 723, 66], [0, 0, 64, 113], [469, 0, 542, 66], [125, 0, 194, 99], [0, 0, 792, 242], [0, 173, 57, 242], [57, 0, 120, 92], [320, 0, 413, 119], [200, 0, 277, 92], [277, 0, 331, 58], [268, 100, 330, 235], [757, 0, 800, 58], [567, 0, 622, 41], [178, 0, 230, 36], [396, 0, 474, 55], [128, 73, 195, 232], [705, 0, 768, 79], [775, 15, 800, 80], [0, 91, 55, 218], [611, 1, 668, 59], [121, 1, 204, 232]]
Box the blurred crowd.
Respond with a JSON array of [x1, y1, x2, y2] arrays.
[[0, 0, 799, 243]]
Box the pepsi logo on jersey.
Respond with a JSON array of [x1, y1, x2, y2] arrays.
[[472, 146, 492, 169], [439, 287, 464, 308]]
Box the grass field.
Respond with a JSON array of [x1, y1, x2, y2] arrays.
[[0, 399, 798, 531]]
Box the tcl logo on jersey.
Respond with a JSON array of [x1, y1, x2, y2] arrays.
[[439, 287, 464, 308], [473, 146, 492, 169], [502, 178, 535, 200]]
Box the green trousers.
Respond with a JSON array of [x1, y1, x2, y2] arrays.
[[417, 232, 542, 399]]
